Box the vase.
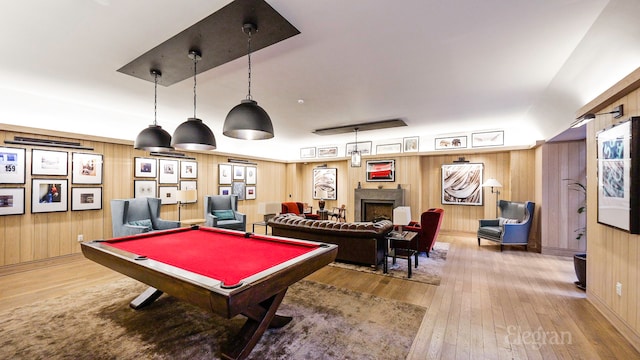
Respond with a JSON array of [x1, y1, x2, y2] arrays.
[[574, 253, 587, 290]]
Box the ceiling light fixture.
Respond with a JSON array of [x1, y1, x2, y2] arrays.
[[223, 23, 274, 140], [351, 128, 361, 167], [134, 70, 174, 151], [171, 49, 217, 151], [572, 105, 624, 128]]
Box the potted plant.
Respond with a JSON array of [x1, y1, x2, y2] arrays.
[[566, 179, 586, 290]]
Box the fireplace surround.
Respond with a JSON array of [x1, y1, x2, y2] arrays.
[[354, 188, 404, 222]]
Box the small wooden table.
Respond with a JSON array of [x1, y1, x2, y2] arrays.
[[384, 231, 418, 278], [180, 218, 206, 227]]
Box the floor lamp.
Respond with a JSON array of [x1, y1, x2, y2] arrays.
[[176, 189, 197, 222], [257, 202, 280, 222], [482, 178, 502, 215]]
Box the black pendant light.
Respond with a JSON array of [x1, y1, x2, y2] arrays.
[[223, 23, 274, 140], [134, 70, 174, 151], [172, 49, 217, 151]]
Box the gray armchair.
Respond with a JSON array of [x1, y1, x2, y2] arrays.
[[477, 200, 535, 251], [110, 198, 180, 237], [204, 195, 246, 231]]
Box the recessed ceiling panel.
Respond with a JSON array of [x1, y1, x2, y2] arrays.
[[117, 0, 300, 86]]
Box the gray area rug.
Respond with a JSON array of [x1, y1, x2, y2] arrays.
[[330, 241, 449, 286], [0, 277, 426, 359]]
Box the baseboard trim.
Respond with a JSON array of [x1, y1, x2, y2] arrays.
[[541, 246, 579, 257], [0, 253, 83, 277], [589, 291, 640, 354]]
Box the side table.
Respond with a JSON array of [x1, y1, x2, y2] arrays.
[[316, 209, 329, 220], [252, 221, 269, 235], [384, 231, 418, 278]]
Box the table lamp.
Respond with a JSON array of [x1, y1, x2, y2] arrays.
[[392, 206, 412, 233], [257, 202, 280, 222], [318, 189, 329, 210], [176, 189, 197, 221]]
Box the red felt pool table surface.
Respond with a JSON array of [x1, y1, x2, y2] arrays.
[[104, 226, 320, 287]]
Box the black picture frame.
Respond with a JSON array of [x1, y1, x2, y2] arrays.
[[0, 146, 26, 184], [32, 179, 68, 213]]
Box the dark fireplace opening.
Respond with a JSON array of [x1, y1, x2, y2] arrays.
[[362, 201, 394, 222]]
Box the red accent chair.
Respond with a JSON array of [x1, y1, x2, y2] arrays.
[[281, 202, 320, 220], [404, 208, 444, 257]]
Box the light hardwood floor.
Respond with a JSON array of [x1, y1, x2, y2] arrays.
[[1, 232, 638, 359]]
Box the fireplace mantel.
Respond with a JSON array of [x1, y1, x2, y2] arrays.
[[354, 188, 404, 221]]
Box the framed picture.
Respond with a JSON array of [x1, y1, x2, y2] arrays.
[[472, 131, 504, 148], [366, 160, 395, 182], [219, 164, 232, 185], [317, 146, 338, 158], [158, 186, 178, 205], [32, 149, 68, 176], [246, 186, 256, 200], [180, 160, 197, 179], [159, 159, 179, 184], [376, 143, 401, 155], [0, 188, 25, 216], [313, 168, 337, 200], [180, 180, 197, 203], [435, 136, 468, 150], [71, 187, 102, 211], [441, 163, 483, 205], [134, 180, 157, 198], [300, 147, 316, 159], [403, 137, 419, 153], [346, 141, 372, 156], [232, 182, 246, 200], [72, 153, 103, 184], [233, 165, 245, 181], [0, 146, 26, 184], [597, 116, 640, 234], [245, 166, 257, 185], [219, 186, 232, 196], [32, 179, 68, 213], [134, 157, 157, 178]]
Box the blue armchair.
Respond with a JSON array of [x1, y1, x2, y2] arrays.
[[111, 198, 180, 237], [477, 200, 535, 251], [204, 195, 246, 231]]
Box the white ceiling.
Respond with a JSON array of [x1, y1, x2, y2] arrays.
[[1, 0, 640, 160]]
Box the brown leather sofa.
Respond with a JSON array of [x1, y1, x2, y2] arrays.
[[268, 214, 393, 268]]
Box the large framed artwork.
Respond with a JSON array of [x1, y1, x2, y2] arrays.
[[0, 146, 26, 184], [159, 159, 179, 184], [0, 188, 25, 216], [219, 164, 232, 185], [32, 179, 68, 213], [71, 187, 102, 211], [313, 168, 337, 200], [366, 160, 395, 182], [441, 163, 483, 205], [72, 152, 103, 184], [134, 157, 157, 178], [32, 149, 68, 176], [134, 180, 157, 198], [597, 116, 640, 234]]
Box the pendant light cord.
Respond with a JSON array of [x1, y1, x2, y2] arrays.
[[193, 54, 198, 118], [246, 28, 252, 100], [354, 128, 359, 152], [153, 71, 158, 126]]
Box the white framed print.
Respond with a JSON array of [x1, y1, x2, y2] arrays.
[[159, 186, 178, 205], [159, 159, 179, 184], [246, 166, 257, 185], [32, 179, 68, 213], [219, 186, 232, 196], [246, 186, 256, 200], [180, 160, 197, 179], [219, 164, 232, 185], [134, 180, 157, 198], [0, 188, 25, 216], [32, 149, 68, 176], [0, 146, 26, 184], [233, 165, 245, 181], [300, 147, 316, 159], [71, 187, 102, 211], [72, 152, 103, 184], [180, 180, 197, 203], [134, 157, 157, 178], [403, 137, 419, 152]]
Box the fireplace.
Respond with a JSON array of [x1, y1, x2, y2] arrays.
[[354, 188, 404, 222]]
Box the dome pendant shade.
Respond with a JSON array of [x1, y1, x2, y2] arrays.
[[135, 124, 173, 151], [171, 117, 217, 150], [223, 99, 274, 140]]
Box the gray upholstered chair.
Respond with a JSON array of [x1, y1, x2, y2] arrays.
[[477, 200, 535, 251], [204, 195, 246, 231], [110, 198, 180, 237]]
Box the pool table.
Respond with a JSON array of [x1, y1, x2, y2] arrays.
[[81, 226, 338, 360]]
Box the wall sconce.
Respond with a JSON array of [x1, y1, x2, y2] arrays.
[[482, 178, 502, 212], [572, 104, 624, 128]]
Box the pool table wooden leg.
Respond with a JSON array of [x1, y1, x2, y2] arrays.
[[129, 287, 164, 310], [222, 288, 291, 360]]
